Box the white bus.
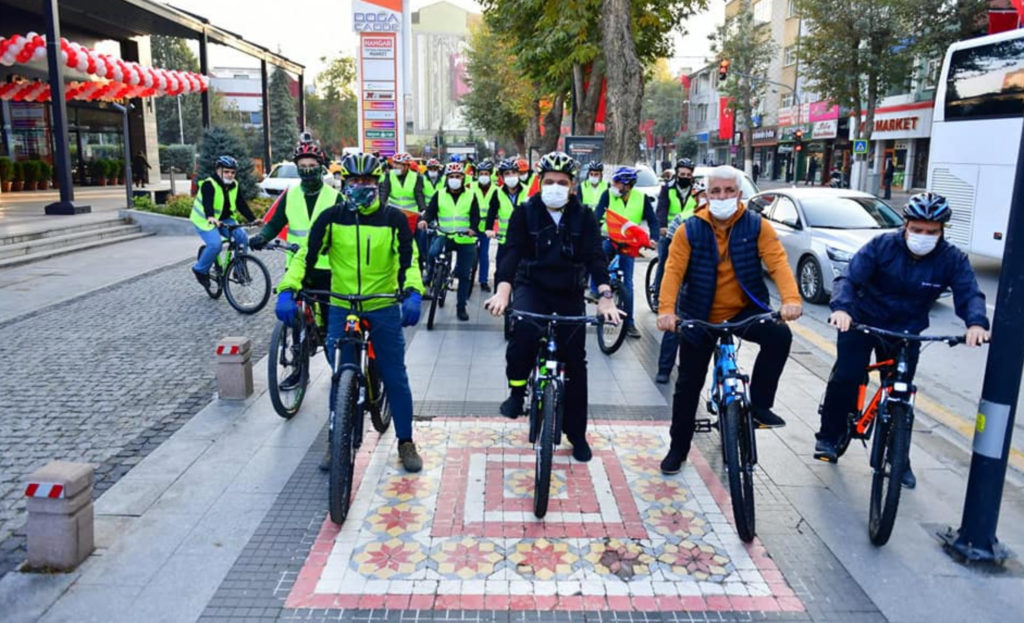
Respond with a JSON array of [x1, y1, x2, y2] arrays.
[[929, 28, 1024, 259]]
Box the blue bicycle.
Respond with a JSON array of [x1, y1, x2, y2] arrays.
[[677, 311, 781, 543]]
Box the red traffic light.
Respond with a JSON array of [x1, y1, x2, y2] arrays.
[[795, 144, 803, 152], [718, 59, 730, 80], [794, 129, 804, 140]]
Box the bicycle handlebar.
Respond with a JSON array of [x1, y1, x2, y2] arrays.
[[262, 240, 300, 253], [849, 323, 967, 346], [429, 225, 477, 237], [676, 311, 782, 333], [303, 289, 403, 304], [509, 309, 599, 326]]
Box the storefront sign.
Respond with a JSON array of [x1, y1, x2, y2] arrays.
[[812, 119, 838, 139], [354, 1, 405, 156], [353, 0, 402, 32], [861, 104, 933, 140], [752, 126, 777, 146], [809, 101, 839, 122], [778, 102, 810, 127], [695, 132, 709, 143]]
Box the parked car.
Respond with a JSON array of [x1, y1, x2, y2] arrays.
[[631, 164, 760, 201], [746, 187, 903, 303], [258, 162, 335, 198]]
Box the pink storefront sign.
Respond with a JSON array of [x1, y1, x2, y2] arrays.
[[809, 101, 839, 123]]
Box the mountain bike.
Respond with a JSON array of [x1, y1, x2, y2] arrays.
[[679, 311, 782, 543], [645, 256, 659, 313], [425, 226, 475, 330], [596, 253, 629, 355], [322, 290, 398, 525], [195, 223, 271, 314], [510, 310, 598, 518], [821, 324, 966, 546]]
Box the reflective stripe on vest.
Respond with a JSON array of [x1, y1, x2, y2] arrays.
[[437, 189, 476, 244], [190, 178, 238, 231], [495, 188, 526, 244], [284, 184, 338, 270], [601, 190, 645, 236], [387, 170, 418, 210], [580, 180, 608, 207]]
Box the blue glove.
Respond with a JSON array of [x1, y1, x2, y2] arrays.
[[401, 292, 422, 327], [275, 291, 298, 324]]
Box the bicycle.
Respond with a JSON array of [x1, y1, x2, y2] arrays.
[[321, 290, 398, 525], [596, 253, 629, 355], [424, 225, 475, 330], [645, 255, 659, 313], [677, 311, 782, 543], [195, 223, 272, 314], [819, 324, 966, 546], [508, 309, 598, 518]]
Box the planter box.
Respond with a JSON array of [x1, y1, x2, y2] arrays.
[[120, 208, 196, 236]]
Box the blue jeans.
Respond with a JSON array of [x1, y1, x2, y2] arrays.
[[602, 239, 635, 327], [193, 220, 247, 274], [477, 232, 490, 285], [429, 236, 475, 310], [327, 304, 414, 442]]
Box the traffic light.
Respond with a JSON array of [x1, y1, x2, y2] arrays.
[[794, 128, 804, 153], [718, 59, 730, 80]]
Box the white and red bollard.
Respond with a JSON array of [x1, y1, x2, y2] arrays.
[[216, 337, 253, 400], [24, 461, 95, 571]]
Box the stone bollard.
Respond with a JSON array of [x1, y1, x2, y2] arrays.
[[216, 336, 253, 399], [24, 461, 95, 571]]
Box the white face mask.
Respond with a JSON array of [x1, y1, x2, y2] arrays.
[[708, 197, 739, 221], [478, 175, 491, 186], [609, 186, 623, 198], [427, 171, 439, 181], [589, 175, 601, 186], [906, 231, 940, 256], [447, 177, 463, 190], [541, 184, 569, 209], [504, 175, 519, 188], [519, 174, 530, 183]]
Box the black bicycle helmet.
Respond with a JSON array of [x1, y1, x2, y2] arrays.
[[497, 158, 517, 173], [537, 151, 576, 178], [293, 141, 326, 165], [476, 158, 495, 172], [675, 158, 694, 171], [903, 192, 952, 223], [339, 152, 382, 179], [215, 155, 238, 170]]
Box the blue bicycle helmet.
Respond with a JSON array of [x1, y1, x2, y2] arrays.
[[215, 155, 238, 170], [903, 192, 951, 223], [448, 154, 463, 163], [611, 166, 638, 186]]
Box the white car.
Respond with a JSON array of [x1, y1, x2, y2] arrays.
[[631, 164, 759, 201], [258, 162, 337, 198]]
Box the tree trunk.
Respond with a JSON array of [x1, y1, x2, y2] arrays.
[[574, 60, 604, 136], [601, 0, 643, 166], [514, 132, 526, 158], [526, 96, 542, 156], [540, 93, 566, 154]]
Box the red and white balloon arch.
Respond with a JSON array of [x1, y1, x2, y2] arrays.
[[0, 32, 209, 102]]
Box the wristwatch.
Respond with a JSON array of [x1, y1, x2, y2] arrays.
[[599, 290, 614, 299]]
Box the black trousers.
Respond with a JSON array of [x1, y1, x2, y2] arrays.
[[817, 330, 920, 443], [505, 285, 589, 441], [670, 307, 792, 455]]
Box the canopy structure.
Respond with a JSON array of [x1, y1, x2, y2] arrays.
[[0, 32, 209, 102]]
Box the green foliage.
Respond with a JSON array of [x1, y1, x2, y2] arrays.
[[163, 194, 194, 217], [132, 195, 157, 211], [38, 161, 52, 181], [12, 161, 24, 182], [0, 157, 12, 182], [675, 135, 698, 159], [108, 159, 123, 179], [198, 126, 258, 200], [21, 160, 39, 184], [88, 160, 106, 180], [269, 66, 299, 164], [307, 55, 358, 157], [642, 77, 686, 144], [151, 36, 204, 146], [159, 144, 196, 173], [905, 0, 990, 66], [248, 196, 273, 219]]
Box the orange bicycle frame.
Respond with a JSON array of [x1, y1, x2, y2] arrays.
[[852, 359, 895, 435]]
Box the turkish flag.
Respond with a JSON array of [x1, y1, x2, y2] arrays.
[[264, 193, 288, 239], [605, 210, 651, 257], [719, 97, 735, 141]]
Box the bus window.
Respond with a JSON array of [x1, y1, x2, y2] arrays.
[[944, 38, 1024, 121]]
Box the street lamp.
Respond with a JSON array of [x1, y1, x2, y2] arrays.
[[176, 94, 184, 144]]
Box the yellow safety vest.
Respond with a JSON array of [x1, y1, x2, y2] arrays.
[[190, 178, 239, 231], [283, 184, 338, 270]]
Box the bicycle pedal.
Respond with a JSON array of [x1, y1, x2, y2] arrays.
[[695, 418, 714, 433], [705, 401, 719, 415]]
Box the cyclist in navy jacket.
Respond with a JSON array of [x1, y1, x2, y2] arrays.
[[814, 192, 990, 487]]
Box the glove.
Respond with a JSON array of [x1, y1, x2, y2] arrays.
[[249, 234, 267, 250], [275, 291, 298, 324], [401, 292, 422, 327]]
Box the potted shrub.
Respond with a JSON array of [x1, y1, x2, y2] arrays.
[[115, 159, 125, 184], [0, 157, 12, 193], [11, 161, 24, 191], [37, 162, 52, 190], [21, 160, 39, 191], [88, 160, 107, 186], [105, 159, 118, 185]]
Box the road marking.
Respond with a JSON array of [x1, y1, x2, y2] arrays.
[[788, 321, 1024, 472]]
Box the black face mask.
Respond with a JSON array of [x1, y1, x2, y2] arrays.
[[677, 176, 693, 188], [298, 165, 323, 193]]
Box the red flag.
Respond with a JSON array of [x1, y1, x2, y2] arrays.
[[605, 210, 651, 257], [1012, 0, 1024, 20], [719, 97, 735, 141], [264, 193, 288, 239]]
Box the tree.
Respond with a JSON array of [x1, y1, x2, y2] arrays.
[[306, 55, 358, 157], [269, 65, 299, 163], [710, 1, 777, 175], [198, 126, 259, 200], [675, 135, 698, 159], [908, 0, 989, 64], [151, 36, 203, 145], [642, 75, 686, 154], [601, 0, 645, 165]]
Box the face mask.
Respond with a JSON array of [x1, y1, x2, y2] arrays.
[[677, 176, 692, 188], [427, 171, 439, 181], [298, 165, 322, 192], [589, 175, 601, 186], [345, 183, 377, 209], [478, 175, 491, 186], [541, 184, 569, 209], [708, 197, 739, 220], [519, 174, 529, 183], [447, 177, 463, 190], [906, 232, 940, 256], [504, 175, 519, 188], [609, 186, 623, 198]]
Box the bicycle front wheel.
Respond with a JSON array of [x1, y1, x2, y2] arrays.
[[722, 400, 756, 542], [268, 321, 308, 419], [534, 381, 558, 518], [328, 369, 360, 525], [427, 268, 442, 330], [366, 357, 392, 433], [868, 403, 910, 546], [224, 254, 271, 314], [644, 257, 659, 313], [196, 245, 223, 299], [597, 284, 628, 355]]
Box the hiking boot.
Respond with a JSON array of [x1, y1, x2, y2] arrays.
[[626, 325, 642, 339], [568, 436, 592, 462], [752, 407, 787, 429], [500, 389, 526, 419], [660, 447, 687, 474], [457, 307, 470, 321], [814, 438, 839, 463], [901, 464, 916, 489], [655, 370, 671, 384], [279, 369, 302, 392], [192, 268, 210, 286], [399, 441, 423, 473]]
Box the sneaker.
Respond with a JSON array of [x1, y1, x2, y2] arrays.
[[192, 268, 210, 286], [660, 447, 687, 474], [626, 325, 642, 339], [813, 438, 838, 463], [398, 441, 423, 473], [752, 407, 787, 429], [655, 371, 671, 384], [500, 389, 525, 419], [568, 436, 592, 462], [279, 369, 302, 392], [901, 464, 916, 489], [480, 282, 491, 292], [318, 443, 331, 472], [457, 307, 470, 321]]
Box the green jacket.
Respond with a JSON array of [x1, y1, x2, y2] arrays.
[[278, 201, 423, 311]]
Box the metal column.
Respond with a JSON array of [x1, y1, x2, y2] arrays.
[[297, 72, 305, 132], [199, 29, 210, 128], [261, 59, 272, 170]]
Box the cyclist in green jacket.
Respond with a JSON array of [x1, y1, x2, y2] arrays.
[[190, 155, 256, 284], [275, 152, 425, 473]]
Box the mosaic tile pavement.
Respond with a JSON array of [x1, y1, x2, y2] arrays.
[[285, 418, 804, 613]]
